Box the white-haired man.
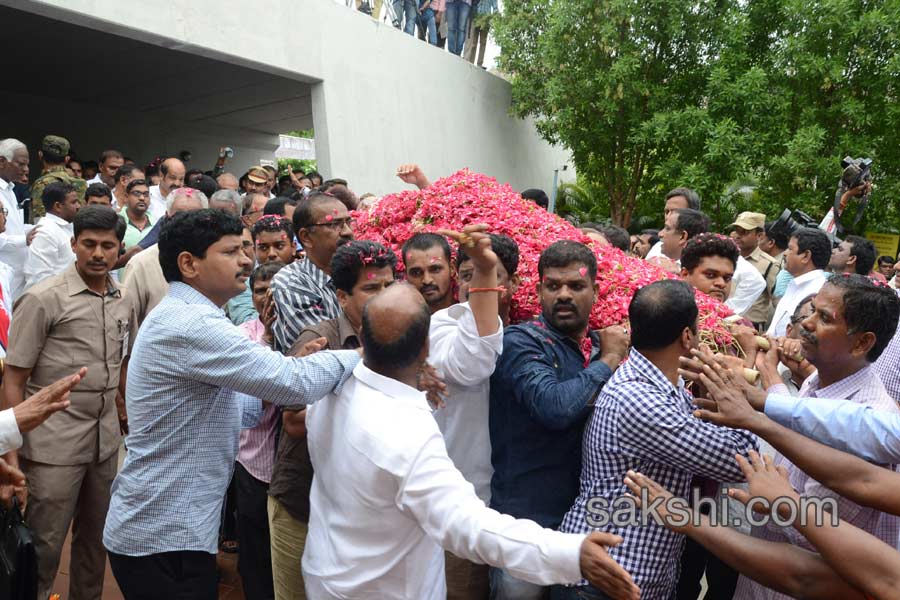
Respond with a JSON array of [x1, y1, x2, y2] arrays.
[[123, 188, 208, 326], [0, 139, 36, 299]]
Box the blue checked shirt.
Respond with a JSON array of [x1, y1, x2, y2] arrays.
[[103, 282, 359, 556], [558, 350, 758, 599]]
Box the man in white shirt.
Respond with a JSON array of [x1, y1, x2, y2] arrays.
[[148, 158, 185, 220], [655, 207, 765, 316], [85, 149, 124, 190], [0, 138, 36, 300], [24, 181, 80, 289], [429, 231, 518, 598], [767, 227, 832, 337], [303, 281, 640, 600]]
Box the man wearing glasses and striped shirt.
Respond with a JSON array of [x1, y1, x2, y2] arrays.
[[271, 191, 354, 352]]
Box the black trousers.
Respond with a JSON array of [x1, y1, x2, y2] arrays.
[[235, 461, 275, 600], [108, 550, 217, 600], [676, 536, 739, 600]]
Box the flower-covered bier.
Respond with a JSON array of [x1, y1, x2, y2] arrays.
[[354, 169, 734, 346]]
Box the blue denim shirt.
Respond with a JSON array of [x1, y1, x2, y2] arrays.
[[489, 316, 613, 529]]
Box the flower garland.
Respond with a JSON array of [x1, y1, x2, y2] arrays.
[[354, 169, 735, 347]]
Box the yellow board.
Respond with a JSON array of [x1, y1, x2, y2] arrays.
[[865, 231, 900, 259]]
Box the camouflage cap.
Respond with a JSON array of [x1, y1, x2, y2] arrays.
[[41, 135, 70, 156]]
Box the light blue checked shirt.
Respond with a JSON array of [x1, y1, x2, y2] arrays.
[[103, 282, 359, 556]]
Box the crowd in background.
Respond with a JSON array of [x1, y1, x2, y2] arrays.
[[0, 133, 899, 600]]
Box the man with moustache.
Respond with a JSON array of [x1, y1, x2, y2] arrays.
[[488, 240, 630, 599], [148, 157, 185, 220], [733, 274, 900, 600], [271, 192, 354, 352], [402, 232, 456, 314], [3, 206, 134, 600], [104, 209, 361, 596]]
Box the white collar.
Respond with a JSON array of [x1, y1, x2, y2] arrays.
[[793, 269, 824, 286], [42, 212, 72, 228], [353, 362, 429, 411], [0, 177, 13, 191]]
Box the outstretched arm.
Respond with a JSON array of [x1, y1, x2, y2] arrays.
[[624, 470, 864, 600]]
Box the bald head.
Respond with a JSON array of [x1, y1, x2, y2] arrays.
[[361, 283, 430, 374], [159, 157, 186, 196], [217, 172, 239, 191]]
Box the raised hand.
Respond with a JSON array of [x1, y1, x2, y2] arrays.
[[685, 351, 766, 430], [729, 451, 798, 519], [436, 224, 497, 273], [579, 532, 641, 600], [395, 164, 431, 190], [13, 367, 85, 433], [597, 325, 630, 368]]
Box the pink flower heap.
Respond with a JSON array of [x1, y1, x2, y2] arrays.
[[354, 169, 733, 344]]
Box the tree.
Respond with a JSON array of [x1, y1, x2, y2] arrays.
[[495, 0, 900, 233]]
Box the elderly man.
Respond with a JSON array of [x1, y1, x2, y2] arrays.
[[122, 188, 208, 326], [0, 138, 36, 299], [302, 281, 640, 600], [216, 172, 240, 192], [209, 188, 242, 216]]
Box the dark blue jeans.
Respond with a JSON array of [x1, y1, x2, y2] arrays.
[[445, 0, 471, 55], [418, 6, 437, 44]]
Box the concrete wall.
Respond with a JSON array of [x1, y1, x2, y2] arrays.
[[7, 0, 573, 195]]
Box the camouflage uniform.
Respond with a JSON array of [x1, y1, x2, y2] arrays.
[[29, 135, 87, 223]]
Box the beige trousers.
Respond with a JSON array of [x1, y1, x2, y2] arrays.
[[268, 495, 309, 600], [22, 453, 117, 600]]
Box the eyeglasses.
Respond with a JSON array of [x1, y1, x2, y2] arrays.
[[129, 191, 150, 198], [308, 217, 354, 231], [0, 208, 7, 216]]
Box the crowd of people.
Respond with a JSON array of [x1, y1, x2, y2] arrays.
[[346, 0, 498, 66], [0, 132, 899, 600]]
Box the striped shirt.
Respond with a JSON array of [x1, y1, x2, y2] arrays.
[[558, 350, 758, 599], [237, 318, 280, 484], [271, 258, 340, 352], [734, 365, 900, 600], [103, 282, 359, 556]]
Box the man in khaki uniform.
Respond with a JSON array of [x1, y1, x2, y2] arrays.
[[730, 211, 781, 330], [29, 135, 87, 222], [2, 206, 134, 600]]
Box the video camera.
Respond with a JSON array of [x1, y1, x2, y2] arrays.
[[769, 208, 841, 248], [832, 156, 873, 236]]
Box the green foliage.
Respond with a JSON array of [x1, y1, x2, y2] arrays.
[[495, 0, 900, 233], [276, 158, 317, 175], [277, 129, 317, 175]]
